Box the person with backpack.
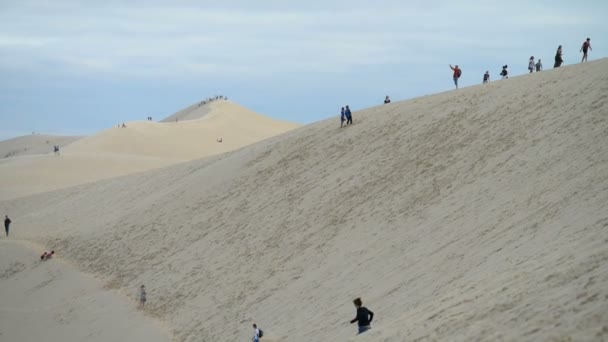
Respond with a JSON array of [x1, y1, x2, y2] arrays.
[[350, 297, 374, 335], [554, 45, 564, 68], [500, 65, 509, 79], [528, 56, 535, 73], [252, 323, 263, 341], [580, 38, 592, 62], [535, 59, 543, 72], [483, 71, 490, 84], [449, 64, 462, 89], [4, 215, 11, 237]]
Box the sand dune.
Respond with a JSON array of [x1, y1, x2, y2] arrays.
[[0, 134, 82, 159], [1, 59, 607, 341], [0, 101, 297, 200]]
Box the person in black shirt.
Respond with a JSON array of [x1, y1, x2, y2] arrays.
[[4, 215, 11, 237], [350, 297, 374, 334]]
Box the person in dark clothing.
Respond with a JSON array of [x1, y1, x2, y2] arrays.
[[483, 71, 490, 83], [580, 38, 592, 62], [554, 45, 563, 68], [350, 297, 374, 335], [340, 107, 346, 128], [345, 105, 353, 125], [4, 215, 11, 237], [384, 95, 391, 104]]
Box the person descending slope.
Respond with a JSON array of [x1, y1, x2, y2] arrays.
[[449, 64, 462, 89], [345, 105, 353, 125], [340, 107, 346, 128], [580, 38, 592, 62], [350, 297, 374, 335]]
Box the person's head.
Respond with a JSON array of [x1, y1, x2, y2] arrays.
[[341, 107, 344, 110], [141, 284, 145, 288], [455, 65, 459, 68], [485, 70, 489, 74], [530, 56, 534, 60], [353, 297, 362, 308], [538, 59, 541, 62], [558, 45, 562, 49], [346, 105, 349, 109], [253, 324, 257, 329], [587, 38, 590, 41]]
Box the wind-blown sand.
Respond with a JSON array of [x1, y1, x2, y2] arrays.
[[1, 59, 607, 341], [0, 101, 297, 200]]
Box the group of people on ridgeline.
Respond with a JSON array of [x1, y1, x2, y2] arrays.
[[450, 37, 592, 88], [146, 116, 153, 121], [340, 105, 353, 127], [197, 95, 228, 107]]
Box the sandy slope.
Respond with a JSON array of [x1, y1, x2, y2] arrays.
[[1, 59, 607, 341], [0, 240, 171, 342], [0, 134, 82, 159], [0, 101, 297, 200]]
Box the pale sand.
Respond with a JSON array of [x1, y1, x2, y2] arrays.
[[1, 59, 607, 341], [0, 240, 171, 342], [0, 101, 298, 200], [0, 134, 82, 159]]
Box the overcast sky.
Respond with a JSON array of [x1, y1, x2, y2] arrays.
[[1, 0, 606, 139]]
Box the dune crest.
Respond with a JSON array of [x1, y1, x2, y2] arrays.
[[2, 59, 607, 341]]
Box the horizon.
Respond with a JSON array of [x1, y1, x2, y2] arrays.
[[1, 0, 607, 140]]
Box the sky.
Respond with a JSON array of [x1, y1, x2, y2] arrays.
[[1, 0, 607, 139]]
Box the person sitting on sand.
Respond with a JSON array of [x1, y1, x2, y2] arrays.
[[139, 285, 146, 308], [350, 297, 374, 335], [384, 95, 391, 104], [40, 250, 55, 261]]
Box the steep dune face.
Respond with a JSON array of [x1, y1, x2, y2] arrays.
[[0, 134, 82, 159], [4, 59, 608, 341], [0, 101, 297, 200]]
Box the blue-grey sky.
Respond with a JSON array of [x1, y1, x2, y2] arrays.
[[1, 0, 606, 139]]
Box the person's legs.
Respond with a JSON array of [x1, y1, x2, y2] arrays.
[[453, 77, 458, 89], [358, 325, 371, 335], [5, 225, 8, 237]]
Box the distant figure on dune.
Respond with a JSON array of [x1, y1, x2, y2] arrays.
[[345, 105, 353, 125], [536, 59, 543, 72], [449, 64, 462, 89], [500, 65, 509, 79], [528, 56, 535, 73], [483, 71, 490, 84], [40, 250, 54, 261], [216, 138, 223, 143], [384, 95, 391, 104], [122, 123, 127, 128], [4, 215, 11, 237], [350, 297, 374, 335], [340, 107, 346, 128], [139, 285, 146, 308], [554, 45, 563, 68], [252, 323, 263, 342], [580, 38, 592, 62], [53, 145, 60, 156]]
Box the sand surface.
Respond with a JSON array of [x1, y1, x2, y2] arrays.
[[0, 101, 297, 200], [1, 59, 607, 341], [0, 134, 82, 159]]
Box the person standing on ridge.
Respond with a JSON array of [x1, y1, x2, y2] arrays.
[[384, 95, 391, 104], [345, 105, 353, 125], [4, 215, 11, 237], [500, 65, 509, 79], [340, 107, 346, 128], [483, 71, 490, 83], [554, 45, 564, 68], [528, 56, 535, 73], [449, 64, 462, 89], [580, 38, 592, 62], [350, 297, 374, 335], [536, 59, 543, 72]]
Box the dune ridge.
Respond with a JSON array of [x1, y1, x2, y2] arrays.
[[1, 59, 607, 341]]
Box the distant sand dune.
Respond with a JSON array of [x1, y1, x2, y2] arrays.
[[1, 59, 607, 341]]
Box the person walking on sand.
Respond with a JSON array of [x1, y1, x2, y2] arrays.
[[554, 45, 563, 68], [528, 56, 535, 73], [580, 38, 592, 62], [345, 105, 353, 125], [4, 215, 11, 237], [350, 297, 374, 335], [536, 59, 543, 72], [252, 323, 263, 342], [483, 71, 490, 84], [340, 107, 346, 127], [139, 285, 146, 308], [500, 65, 509, 79], [449, 64, 462, 89]]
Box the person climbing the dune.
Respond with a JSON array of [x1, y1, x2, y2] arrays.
[[345, 105, 353, 125], [350, 297, 374, 335], [252, 323, 263, 341], [449, 64, 462, 89], [340, 107, 346, 128], [139, 285, 147, 308], [580, 38, 592, 62]]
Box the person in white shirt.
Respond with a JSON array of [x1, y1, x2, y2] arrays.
[[252, 323, 261, 342], [528, 56, 535, 73]]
